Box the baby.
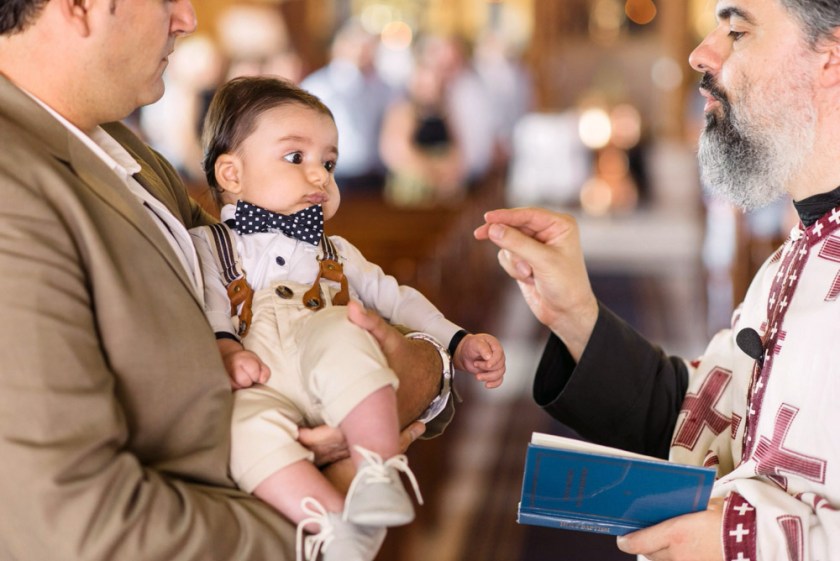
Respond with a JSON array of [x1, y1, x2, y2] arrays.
[[190, 76, 505, 561]]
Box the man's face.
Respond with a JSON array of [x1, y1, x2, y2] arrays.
[[91, 0, 196, 119], [689, 0, 822, 209]]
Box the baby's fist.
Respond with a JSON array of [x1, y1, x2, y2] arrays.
[[453, 333, 506, 389]]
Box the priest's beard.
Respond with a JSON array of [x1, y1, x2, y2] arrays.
[[697, 71, 816, 210]]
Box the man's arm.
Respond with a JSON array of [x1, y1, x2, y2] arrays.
[[475, 207, 689, 457], [535, 303, 689, 459], [346, 300, 448, 429]]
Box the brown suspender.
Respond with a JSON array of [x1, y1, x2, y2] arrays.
[[302, 236, 349, 310], [205, 224, 348, 338]]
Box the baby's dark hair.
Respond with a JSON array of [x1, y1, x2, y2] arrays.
[[201, 76, 334, 205]]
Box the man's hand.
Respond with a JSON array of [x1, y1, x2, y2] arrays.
[[346, 300, 442, 426], [298, 422, 426, 467], [216, 338, 270, 390], [474, 207, 599, 361], [616, 498, 725, 561]]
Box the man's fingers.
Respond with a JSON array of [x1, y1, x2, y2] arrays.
[[487, 222, 559, 268], [617, 521, 673, 556], [481, 208, 544, 236], [298, 425, 349, 466], [497, 248, 534, 282], [398, 421, 426, 452], [346, 300, 401, 355]]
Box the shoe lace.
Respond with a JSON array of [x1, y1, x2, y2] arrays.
[[345, 445, 424, 512], [296, 497, 334, 561]]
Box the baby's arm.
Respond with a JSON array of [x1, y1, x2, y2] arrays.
[[453, 333, 506, 388], [217, 338, 271, 390]]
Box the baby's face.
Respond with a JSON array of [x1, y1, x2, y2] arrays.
[[234, 104, 340, 219]]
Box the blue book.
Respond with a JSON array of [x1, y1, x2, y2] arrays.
[[517, 432, 716, 536]]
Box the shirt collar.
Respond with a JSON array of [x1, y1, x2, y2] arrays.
[[793, 185, 840, 227], [220, 203, 238, 225], [22, 89, 142, 179]]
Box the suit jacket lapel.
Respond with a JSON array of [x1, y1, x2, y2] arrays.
[[0, 74, 201, 305], [67, 139, 200, 303]]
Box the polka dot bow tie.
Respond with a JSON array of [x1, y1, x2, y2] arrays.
[[233, 201, 324, 245]]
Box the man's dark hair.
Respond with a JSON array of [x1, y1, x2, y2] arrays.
[[201, 76, 335, 204], [0, 0, 49, 35], [781, 0, 840, 47]]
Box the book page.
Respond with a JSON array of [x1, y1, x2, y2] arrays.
[[530, 432, 664, 463]]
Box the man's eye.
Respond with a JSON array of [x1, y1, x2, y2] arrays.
[[728, 29, 745, 41], [283, 152, 304, 164], [324, 161, 336, 173]]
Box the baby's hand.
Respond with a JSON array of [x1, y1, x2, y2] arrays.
[[453, 333, 506, 389], [222, 347, 271, 390]]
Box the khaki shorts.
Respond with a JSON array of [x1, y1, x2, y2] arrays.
[[229, 281, 398, 492]]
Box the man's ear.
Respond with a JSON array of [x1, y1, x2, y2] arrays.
[[57, 0, 94, 37], [819, 31, 840, 87], [215, 154, 243, 196]]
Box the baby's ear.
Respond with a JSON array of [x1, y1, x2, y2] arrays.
[[215, 154, 242, 195]]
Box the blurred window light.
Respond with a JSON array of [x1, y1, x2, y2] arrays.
[[609, 103, 641, 150], [580, 177, 614, 216], [507, 112, 591, 207], [360, 4, 396, 34], [381, 20, 413, 50], [589, 0, 624, 44], [625, 0, 657, 25], [579, 108, 612, 150], [691, 0, 717, 38], [651, 56, 683, 92]]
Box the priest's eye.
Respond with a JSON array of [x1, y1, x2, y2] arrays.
[[324, 160, 337, 173], [283, 152, 304, 164]]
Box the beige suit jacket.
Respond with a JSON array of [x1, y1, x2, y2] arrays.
[[0, 74, 295, 560]]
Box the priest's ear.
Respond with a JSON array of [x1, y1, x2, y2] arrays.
[[819, 28, 840, 88], [214, 154, 243, 197]]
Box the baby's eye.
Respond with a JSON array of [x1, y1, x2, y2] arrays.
[[324, 160, 337, 173], [283, 152, 304, 164]]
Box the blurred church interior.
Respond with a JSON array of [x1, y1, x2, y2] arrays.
[[132, 1, 796, 559]]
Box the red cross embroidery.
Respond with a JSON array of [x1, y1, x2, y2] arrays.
[[673, 367, 732, 451], [753, 404, 826, 490], [778, 515, 804, 561], [731, 412, 742, 440]]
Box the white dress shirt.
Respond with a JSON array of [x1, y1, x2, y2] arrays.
[[191, 204, 462, 348]]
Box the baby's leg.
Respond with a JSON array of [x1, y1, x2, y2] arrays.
[[297, 306, 422, 527], [253, 460, 344, 527], [255, 462, 386, 561], [297, 305, 402, 468], [341, 385, 400, 467]]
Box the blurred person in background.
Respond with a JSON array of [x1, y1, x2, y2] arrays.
[[217, 4, 303, 84], [473, 29, 534, 161], [140, 34, 226, 187], [415, 34, 497, 185], [302, 19, 396, 196], [379, 57, 465, 207]]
